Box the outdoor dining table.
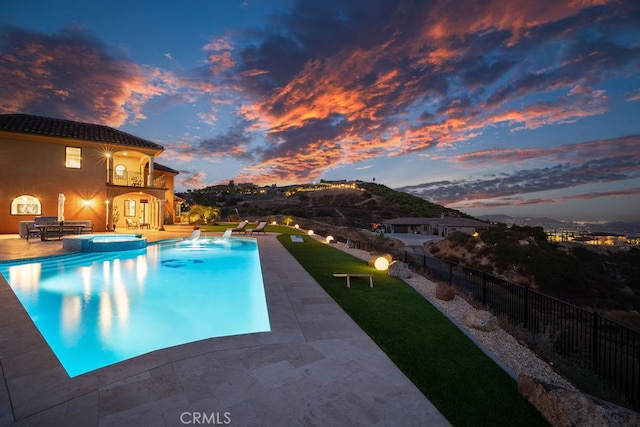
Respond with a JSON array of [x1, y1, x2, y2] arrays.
[[35, 224, 85, 241]]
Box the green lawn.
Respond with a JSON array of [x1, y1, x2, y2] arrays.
[[276, 232, 548, 426]]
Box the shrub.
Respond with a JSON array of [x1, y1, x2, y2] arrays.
[[447, 231, 470, 246]]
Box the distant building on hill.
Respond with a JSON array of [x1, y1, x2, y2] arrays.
[[383, 217, 494, 236], [575, 232, 628, 246]]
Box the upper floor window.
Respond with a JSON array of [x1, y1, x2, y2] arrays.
[[65, 147, 81, 168], [115, 164, 126, 178], [11, 195, 41, 215]]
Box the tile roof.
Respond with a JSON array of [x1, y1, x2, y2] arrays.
[[0, 113, 163, 150], [154, 162, 180, 174]]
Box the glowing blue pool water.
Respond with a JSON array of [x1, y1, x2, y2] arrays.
[[0, 237, 270, 377]]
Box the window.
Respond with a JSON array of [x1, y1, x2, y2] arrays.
[[115, 164, 126, 178], [65, 147, 81, 168], [11, 195, 41, 215], [124, 199, 136, 217]]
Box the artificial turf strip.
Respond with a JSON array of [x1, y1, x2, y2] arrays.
[[277, 233, 548, 427]]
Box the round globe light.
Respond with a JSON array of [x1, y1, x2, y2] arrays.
[[374, 256, 391, 271], [325, 235, 334, 243], [307, 230, 314, 235]]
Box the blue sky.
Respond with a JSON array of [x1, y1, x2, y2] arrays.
[[1, 0, 639, 221]]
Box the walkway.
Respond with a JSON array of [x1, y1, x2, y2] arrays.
[[0, 230, 449, 426]]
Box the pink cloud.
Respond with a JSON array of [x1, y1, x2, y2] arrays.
[[454, 135, 640, 165], [179, 171, 208, 189], [449, 187, 640, 210]]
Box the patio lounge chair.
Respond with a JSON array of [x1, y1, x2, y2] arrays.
[[186, 228, 201, 240], [230, 220, 249, 234], [125, 218, 138, 229], [250, 221, 268, 235]]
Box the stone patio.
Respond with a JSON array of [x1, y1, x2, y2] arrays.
[[0, 229, 450, 426]]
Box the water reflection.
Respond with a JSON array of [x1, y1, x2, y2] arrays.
[[8, 263, 42, 299], [61, 295, 81, 345]]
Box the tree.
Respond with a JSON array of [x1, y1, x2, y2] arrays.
[[183, 204, 221, 224]]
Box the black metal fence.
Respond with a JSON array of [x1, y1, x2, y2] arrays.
[[336, 236, 640, 410]]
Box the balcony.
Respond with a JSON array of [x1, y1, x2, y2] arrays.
[[111, 171, 166, 188]]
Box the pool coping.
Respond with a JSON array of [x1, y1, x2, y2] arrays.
[[0, 233, 450, 425]]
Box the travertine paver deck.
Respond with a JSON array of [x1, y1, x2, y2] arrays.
[[0, 229, 450, 426]]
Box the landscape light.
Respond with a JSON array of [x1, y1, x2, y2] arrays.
[[307, 230, 314, 235], [373, 254, 392, 271], [294, 224, 299, 229], [325, 235, 334, 243]]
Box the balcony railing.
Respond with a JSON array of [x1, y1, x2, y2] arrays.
[[111, 172, 166, 188], [153, 174, 166, 188]]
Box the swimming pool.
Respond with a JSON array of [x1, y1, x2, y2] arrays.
[[0, 237, 271, 377]]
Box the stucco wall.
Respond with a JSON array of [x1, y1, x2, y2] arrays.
[[0, 133, 109, 234]]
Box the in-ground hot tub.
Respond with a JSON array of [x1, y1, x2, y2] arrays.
[[62, 234, 147, 252]]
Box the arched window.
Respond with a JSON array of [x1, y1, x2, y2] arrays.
[[115, 164, 127, 178], [11, 195, 41, 215]]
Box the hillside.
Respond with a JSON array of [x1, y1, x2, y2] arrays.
[[178, 182, 470, 228], [427, 226, 640, 330]]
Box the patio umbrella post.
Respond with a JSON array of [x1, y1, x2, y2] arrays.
[[57, 193, 66, 222]]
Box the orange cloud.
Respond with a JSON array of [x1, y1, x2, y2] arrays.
[[422, 0, 611, 43], [0, 27, 217, 127]]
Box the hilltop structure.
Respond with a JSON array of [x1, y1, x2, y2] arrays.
[[383, 217, 494, 236]]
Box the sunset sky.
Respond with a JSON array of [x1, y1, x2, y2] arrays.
[[2, 1, 639, 221]]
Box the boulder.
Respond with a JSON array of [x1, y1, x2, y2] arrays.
[[464, 310, 498, 331], [435, 283, 456, 301], [388, 261, 411, 279], [518, 375, 640, 427]]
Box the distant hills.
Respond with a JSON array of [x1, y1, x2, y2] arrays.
[[476, 214, 640, 237], [177, 181, 471, 228], [177, 180, 639, 236]]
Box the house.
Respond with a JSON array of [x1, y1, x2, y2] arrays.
[[0, 113, 179, 234], [578, 232, 628, 246], [383, 217, 494, 237]]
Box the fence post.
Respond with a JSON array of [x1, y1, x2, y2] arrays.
[[523, 288, 529, 329], [404, 250, 407, 263], [448, 262, 453, 286], [482, 272, 487, 305], [423, 254, 426, 268], [592, 311, 599, 370]]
